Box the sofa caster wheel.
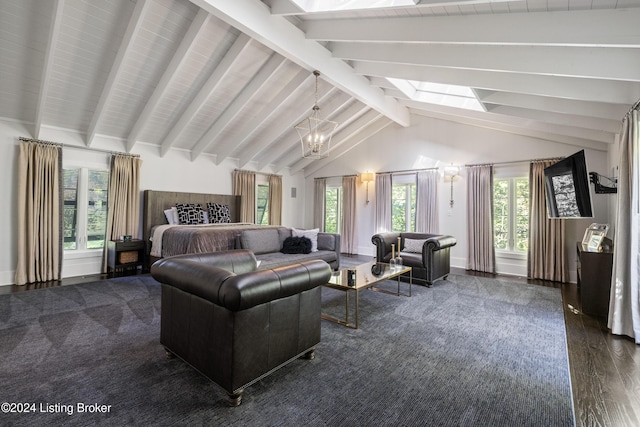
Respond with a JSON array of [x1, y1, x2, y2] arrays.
[[303, 349, 315, 360], [165, 349, 176, 359], [227, 390, 243, 407], [426, 282, 433, 288]]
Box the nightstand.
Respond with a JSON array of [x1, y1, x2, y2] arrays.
[[107, 239, 145, 275]]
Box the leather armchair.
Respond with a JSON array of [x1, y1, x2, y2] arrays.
[[150, 249, 332, 406], [371, 232, 457, 287]]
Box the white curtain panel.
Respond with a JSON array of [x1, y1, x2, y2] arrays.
[[374, 173, 392, 233], [313, 178, 326, 231], [341, 176, 357, 254], [415, 170, 439, 233], [465, 165, 495, 273], [608, 109, 640, 342]]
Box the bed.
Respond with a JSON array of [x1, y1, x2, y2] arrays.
[[142, 190, 269, 268]]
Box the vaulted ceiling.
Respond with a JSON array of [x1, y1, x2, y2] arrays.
[[2, 0, 639, 176]]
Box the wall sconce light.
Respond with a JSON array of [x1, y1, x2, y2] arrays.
[[443, 165, 461, 208], [360, 172, 375, 204]]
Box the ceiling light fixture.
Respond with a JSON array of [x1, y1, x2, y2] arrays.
[[295, 71, 338, 160]]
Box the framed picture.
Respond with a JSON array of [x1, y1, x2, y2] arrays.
[[587, 233, 604, 252], [582, 223, 609, 247]]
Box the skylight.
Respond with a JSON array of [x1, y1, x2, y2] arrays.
[[291, 0, 419, 13], [388, 78, 485, 112]]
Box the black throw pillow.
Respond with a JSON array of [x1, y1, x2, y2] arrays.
[[281, 236, 312, 254]]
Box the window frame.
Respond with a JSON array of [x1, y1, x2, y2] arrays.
[[324, 182, 342, 233], [391, 174, 416, 233], [493, 165, 529, 260], [62, 151, 110, 258]]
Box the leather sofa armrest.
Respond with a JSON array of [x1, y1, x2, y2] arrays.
[[424, 235, 457, 251], [371, 232, 401, 261]]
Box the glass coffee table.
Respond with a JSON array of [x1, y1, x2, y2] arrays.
[[321, 261, 412, 329]]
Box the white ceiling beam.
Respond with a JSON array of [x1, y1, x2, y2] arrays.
[[476, 91, 628, 121], [486, 105, 620, 134], [286, 107, 379, 174], [255, 89, 351, 170], [303, 117, 394, 178], [237, 70, 310, 168], [402, 99, 612, 150], [305, 8, 640, 47], [126, 9, 211, 153], [158, 33, 252, 157], [86, 0, 150, 147], [354, 61, 640, 105], [332, 43, 640, 82], [190, 53, 287, 162], [188, 0, 411, 127], [34, 0, 64, 139]]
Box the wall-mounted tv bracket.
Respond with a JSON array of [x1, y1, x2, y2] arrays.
[[589, 172, 617, 194]]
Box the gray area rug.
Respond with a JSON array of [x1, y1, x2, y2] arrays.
[[0, 273, 574, 426]]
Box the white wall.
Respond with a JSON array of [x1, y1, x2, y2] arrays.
[[0, 119, 306, 285], [306, 113, 613, 283]]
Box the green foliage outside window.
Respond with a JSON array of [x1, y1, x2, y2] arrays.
[[256, 184, 269, 225], [63, 168, 108, 250], [392, 184, 416, 232], [493, 177, 529, 252], [87, 170, 109, 249], [325, 187, 341, 233]]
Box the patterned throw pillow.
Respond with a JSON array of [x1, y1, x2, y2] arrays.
[[206, 202, 231, 223], [403, 238, 426, 253], [175, 203, 205, 225]]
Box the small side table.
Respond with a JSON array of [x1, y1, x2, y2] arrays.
[[107, 239, 145, 276]]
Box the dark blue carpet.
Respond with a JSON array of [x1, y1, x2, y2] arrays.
[[0, 273, 574, 426]]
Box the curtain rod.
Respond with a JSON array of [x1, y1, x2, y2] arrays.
[[625, 98, 640, 118], [465, 157, 562, 168], [233, 168, 281, 178], [314, 174, 357, 180], [18, 137, 140, 158]]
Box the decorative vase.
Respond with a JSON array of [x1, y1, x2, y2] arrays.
[[395, 237, 403, 267], [389, 243, 397, 269]]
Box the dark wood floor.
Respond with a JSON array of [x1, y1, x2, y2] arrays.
[[2, 259, 639, 426]]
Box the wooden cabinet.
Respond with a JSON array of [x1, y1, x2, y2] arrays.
[[107, 239, 145, 275], [576, 242, 613, 317]]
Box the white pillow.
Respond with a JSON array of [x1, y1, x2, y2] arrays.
[[292, 228, 319, 252], [163, 207, 179, 225], [403, 238, 426, 253]]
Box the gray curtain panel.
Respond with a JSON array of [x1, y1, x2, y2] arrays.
[[102, 154, 142, 273], [608, 109, 640, 342], [341, 175, 357, 255], [466, 164, 495, 273], [15, 141, 63, 285], [527, 160, 567, 282], [313, 178, 326, 231], [415, 170, 439, 233], [233, 170, 256, 224], [268, 174, 282, 226], [374, 173, 392, 233]]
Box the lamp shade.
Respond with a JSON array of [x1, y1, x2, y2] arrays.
[[361, 172, 375, 182]]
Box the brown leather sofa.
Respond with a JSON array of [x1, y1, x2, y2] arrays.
[[371, 232, 456, 287], [150, 249, 332, 406]]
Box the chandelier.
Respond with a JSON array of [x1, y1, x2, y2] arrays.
[[295, 71, 338, 159]]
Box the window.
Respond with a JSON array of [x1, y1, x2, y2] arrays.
[[63, 168, 109, 251], [256, 183, 269, 225], [325, 185, 342, 233], [493, 177, 529, 253], [392, 182, 416, 232]]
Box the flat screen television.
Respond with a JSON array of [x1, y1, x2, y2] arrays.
[[544, 150, 593, 219]]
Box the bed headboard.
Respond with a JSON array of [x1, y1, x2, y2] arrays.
[[142, 190, 241, 244]]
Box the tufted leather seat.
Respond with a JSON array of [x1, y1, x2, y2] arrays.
[[371, 232, 457, 287], [150, 249, 331, 406]]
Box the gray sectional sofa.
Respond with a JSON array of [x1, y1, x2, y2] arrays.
[[236, 227, 341, 271]]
